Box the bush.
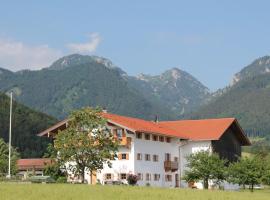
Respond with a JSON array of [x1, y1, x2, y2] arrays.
[[127, 174, 138, 185], [56, 177, 67, 183]]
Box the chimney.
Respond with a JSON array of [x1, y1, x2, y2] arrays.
[[154, 115, 159, 123], [102, 106, 107, 113]]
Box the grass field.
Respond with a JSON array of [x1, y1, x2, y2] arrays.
[[0, 183, 270, 200]]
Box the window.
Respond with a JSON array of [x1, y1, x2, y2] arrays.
[[166, 137, 171, 143], [154, 174, 160, 181], [137, 153, 142, 160], [153, 155, 159, 162], [145, 133, 150, 140], [152, 135, 158, 141], [136, 133, 142, 139], [165, 153, 171, 161], [118, 153, 129, 160], [105, 173, 112, 180], [117, 129, 123, 138], [165, 175, 172, 182], [174, 157, 178, 162], [120, 173, 127, 180], [146, 173, 151, 181], [159, 136, 164, 142], [145, 154, 151, 161], [137, 173, 143, 180]]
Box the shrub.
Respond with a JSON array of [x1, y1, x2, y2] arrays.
[[127, 174, 138, 185]]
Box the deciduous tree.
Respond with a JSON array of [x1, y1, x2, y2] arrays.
[[183, 151, 226, 189], [0, 138, 19, 176], [53, 107, 118, 183]]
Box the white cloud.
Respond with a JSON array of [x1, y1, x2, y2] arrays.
[[67, 33, 101, 54], [0, 38, 63, 71]]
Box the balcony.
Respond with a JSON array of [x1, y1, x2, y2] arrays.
[[119, 137, 132, 148], [164, 160, 178, 172]]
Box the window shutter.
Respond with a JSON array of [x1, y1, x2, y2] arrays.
[[118, 153, 122, 160], [126, 153, 129, 160], [122, 129, 126, 137], [113, 129, 117, 138]]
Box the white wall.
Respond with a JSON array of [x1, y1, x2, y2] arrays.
[[133, 135, 179, 187]]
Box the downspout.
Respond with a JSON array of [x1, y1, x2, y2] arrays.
[[178, 139, 189, 188]]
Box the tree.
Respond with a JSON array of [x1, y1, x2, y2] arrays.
[[227, 156, 265, 192], [183, 151, 226, 189], [0, 138, 19, 176], [127, 174, 138, 185], [53, 107, 118, 183]]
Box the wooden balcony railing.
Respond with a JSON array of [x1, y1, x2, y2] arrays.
[[164, 160, 178, 172], [119, 137, 132, 148]]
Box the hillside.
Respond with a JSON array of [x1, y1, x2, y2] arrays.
[[0, 54, 209, 120], [189, 56, 270, 138], [0, 92, 56, 158], [127, 68, 210, 116]]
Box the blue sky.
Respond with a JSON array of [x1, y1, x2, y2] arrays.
[[0, 0, 270, 91]]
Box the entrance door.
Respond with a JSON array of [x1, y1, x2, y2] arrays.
[[175, 174, 179, 187]]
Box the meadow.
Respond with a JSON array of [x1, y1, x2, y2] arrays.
[[0, 183, 270, 200]]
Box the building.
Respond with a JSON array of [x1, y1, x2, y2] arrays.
[[38, 112, 250, 188], [17, 158, 53, 178]]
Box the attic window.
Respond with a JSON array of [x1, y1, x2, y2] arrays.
[[145, 133, 150, 140], [136, 133, 142, 139], [159, 136, 164, 142], [152, 135, 158, 141]]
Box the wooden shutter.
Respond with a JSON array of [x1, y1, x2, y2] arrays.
[[118, 153, 122, 160], [126, 153, 129, 160], [122, 129, 126, 137]]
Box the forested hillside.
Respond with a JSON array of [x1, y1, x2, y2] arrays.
[[0, 93, 56, 158], [189, 56, 270, 140], [0, 54, 209, 120]]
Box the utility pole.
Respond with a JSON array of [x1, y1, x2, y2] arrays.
[[7, 92, 12, 179]]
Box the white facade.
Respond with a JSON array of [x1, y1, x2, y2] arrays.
[[84, 127, 213, 188]]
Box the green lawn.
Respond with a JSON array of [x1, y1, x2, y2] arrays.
[[0, 183, 270, 200]]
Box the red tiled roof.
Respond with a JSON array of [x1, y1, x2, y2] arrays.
[[37, 112, 250, 145], [102, 113, 189, 139], [17, 158, 53, 170], [158, 118, 235, 140]]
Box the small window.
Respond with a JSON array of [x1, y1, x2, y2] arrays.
[[145, 154, 151, 161], [106, 173, 112, 180], [159, 136, 164, 142], [165, 174, 172, 182], [137, 153, 142, 160], [146, 173, 151, 181], [145, 133, 150, 140], [154, 174, 160, 181], [137, 173, 143, 180], [153, 155, 159, 162], [121, 153, 127, 160], [120, 173, 127, 180], [117, 129, 123, 138], [166, 137, 171, 143], [165, 153, 171, 161], [152, 135, 158, 141], [136, 133, 142, 139]]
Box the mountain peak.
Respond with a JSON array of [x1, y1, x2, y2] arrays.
[[48, 54, 127, 75], [232, 55, 270, 85]]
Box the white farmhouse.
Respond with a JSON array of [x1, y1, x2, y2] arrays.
[[38, 112, 250, 188]]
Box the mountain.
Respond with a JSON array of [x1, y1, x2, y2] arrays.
[[0, 92, 56, 158], [232, 56, 270, 85], [0, 54, 185, 120], [189, 56, 270, 138], [127, 68, 210, 116]]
